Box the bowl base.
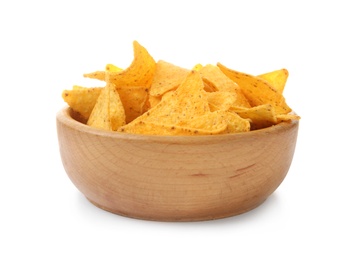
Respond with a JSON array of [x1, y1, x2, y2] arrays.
[[86, 197, 267, 222]]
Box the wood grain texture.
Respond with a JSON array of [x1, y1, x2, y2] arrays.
[[56, 107, 299, 221]]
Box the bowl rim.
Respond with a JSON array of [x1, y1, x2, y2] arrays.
[[57, 106, 299, 143]]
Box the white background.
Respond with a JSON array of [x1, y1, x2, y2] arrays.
[[1, 0, 355, 259]]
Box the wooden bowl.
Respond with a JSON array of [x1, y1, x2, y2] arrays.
[[56, 107, 299, 221]]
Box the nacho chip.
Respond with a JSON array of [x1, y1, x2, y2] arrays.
[[120, 111, 228, 136], [217, 111, 251, 133], [121, 71, 215, 134], [276, 113, 301, 123], [106, 63, 123, 73], [192, 63, 203, 71], [119, 121, 224, 136], [217, 63, 291, 115], [229, 104, 277, 130], [116, 86, 148, 123], [108, 84, 126, 131], [142, 70, 208, 124], [107, 41, 156, 87], [258, 69, 288, 94], [150, 60, 190, 97], [84, 41, 156, 88], [87, 83, 126, 131], [199, 64, 251, 108], [83, 64, 124, 81], [206, 91, 236, 111], [87, 85, 111, 130], [62, 86, 102, 121]]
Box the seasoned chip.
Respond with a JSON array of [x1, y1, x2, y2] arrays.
[[106, 63, 123, 73], [120, 112, 228, 136], [84, 41, 156, 88], [121, 71, 224, 134], [87, 85, 111, 130], [107, 41, 156, 87], [83, 64, 123, 81], [258, 69, 288, 94], [150, 60, 189, 97], [217, 63, 291, 115], [229, 104, 277, 130], [87, 83, 126, 131], [62, 86, 102, 121], [192, 63, 203, 71], [108, 84, 126, 131], [206, 91, 236, 112], [276, 113, 301, 123], [217, 111, 251, 133], [116, 86, 148, 123], [133, 70, 208, 124], [199, 64, 251, 107]]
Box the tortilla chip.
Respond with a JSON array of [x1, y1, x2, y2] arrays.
[[62, 86, 102, 121], [229, 104, 277, 130], [200, 64, 251, 107], [84, 41, 156, 88], [150, 60, 190, 96], [217, 63, 291, 115], [87, 83, 126, 130], [258, 69, 288, 94]]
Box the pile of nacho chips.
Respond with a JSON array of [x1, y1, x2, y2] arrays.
[[62, 41, 300, 135]]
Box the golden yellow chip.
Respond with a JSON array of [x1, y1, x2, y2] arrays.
[[116, 86, 148, 123], [217, 63, 291, 115], [84, 41, 156, 88], [108, 84, 126, 131], [87, 85, 111, 130], [83, 64, 123, 81], [87, 83, 126, 131], [107, 41, 156, 87], [62, 86, 102, 121], [106, 63, 123, 73], [217, 111, 251, 133], [229, 104, 277, 130], [192, 63, 203, 71], [276, 113, 301, 123], [121, 71, 216, 133], [206, 91, 236, 112], [138, 71, 208, 123], [258, 69, 288, 94], [199, 64, 251, 108], [119, 121, 224, 136], [150, 60, 189, 97]]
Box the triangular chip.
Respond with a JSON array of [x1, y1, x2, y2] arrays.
[[107, 41, 156, 87], [217, 63, 291, 115], [120, 112, 228, 136], [121, 71, 221, 134], [62, 86, 102, 121], [206, 91, 236, 112], [83, 64, 123, 81], [229, 104, 277, 130], [87, 83, 126, 131], [258, 69, 288, 94], [84, 41, 156, 88], [217, 111, 250, 133], [150, 60, 190, 96], [276, 113, 301, 124], [199, 64, 251, 107], [116, 86, 148, 123], [87, 85, 111, 130], [109, 84, 126, 131]]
